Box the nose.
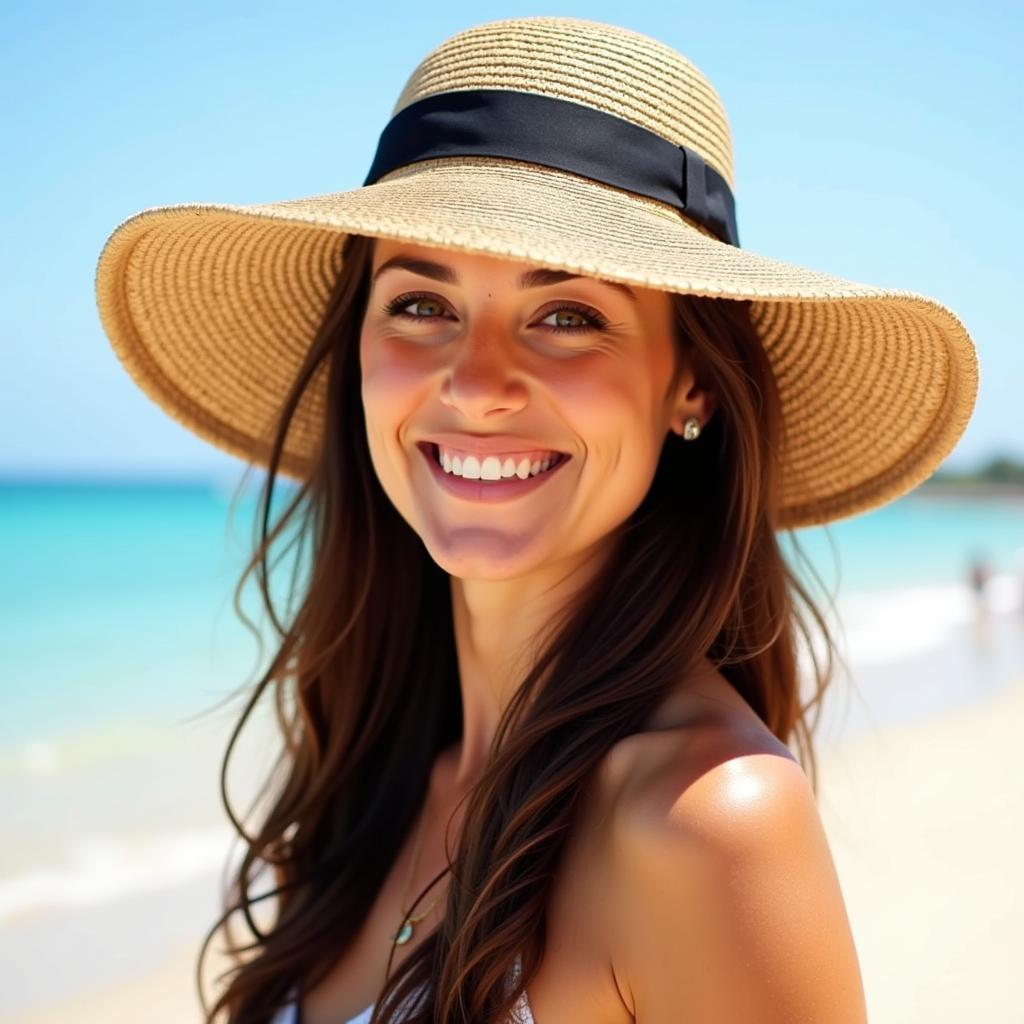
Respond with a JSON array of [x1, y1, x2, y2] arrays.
[[440, 324, 529, 418]]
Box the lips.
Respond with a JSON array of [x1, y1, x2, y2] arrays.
[[417, 441, 568, 468], [416, 440, 572, 502]]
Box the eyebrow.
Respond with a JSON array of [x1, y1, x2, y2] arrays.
[[371, 254, 640, 305]]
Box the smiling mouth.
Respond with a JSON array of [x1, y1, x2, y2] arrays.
[[418, 442, 570, 476], [417, 442, 577, 493]]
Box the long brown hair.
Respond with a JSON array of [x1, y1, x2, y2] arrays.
[[196, 231, 846, 1023]]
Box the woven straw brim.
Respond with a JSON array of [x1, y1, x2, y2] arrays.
[[95, 156, 979, 530]]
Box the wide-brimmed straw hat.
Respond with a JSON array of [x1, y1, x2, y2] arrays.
[[94, 15, 978, 529]]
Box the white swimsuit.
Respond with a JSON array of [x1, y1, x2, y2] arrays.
[[268, 954, 534, 1023]]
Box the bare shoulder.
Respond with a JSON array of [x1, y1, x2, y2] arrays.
[[601, 673, 867, 1023]]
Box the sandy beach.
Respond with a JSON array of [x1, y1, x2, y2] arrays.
[[8, 634, 1024, 1019], [817, 672, 1024, 1022]]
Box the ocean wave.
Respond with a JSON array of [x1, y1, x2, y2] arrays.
[[833, 572, 1021, 664], [0, 828, 233, 928]]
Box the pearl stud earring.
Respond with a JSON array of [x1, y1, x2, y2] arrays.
[[682, 416, 701, 441]]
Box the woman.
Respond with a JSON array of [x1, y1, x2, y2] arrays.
[[94, 15, 978, 1024]]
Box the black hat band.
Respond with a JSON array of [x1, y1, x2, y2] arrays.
[[362, 88, 740, 248]]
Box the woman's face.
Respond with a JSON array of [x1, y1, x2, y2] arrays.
[[359, 237, 712, 579]]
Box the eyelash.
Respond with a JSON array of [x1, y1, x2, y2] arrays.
[[380, 291, 611, 335]]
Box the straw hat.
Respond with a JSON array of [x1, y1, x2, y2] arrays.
[[93, 15, 979, 529]]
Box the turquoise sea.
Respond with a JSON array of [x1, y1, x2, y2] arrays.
[[2, 477, 1023, 747]]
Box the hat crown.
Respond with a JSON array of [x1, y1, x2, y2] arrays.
[[391, 16, 735, 191]]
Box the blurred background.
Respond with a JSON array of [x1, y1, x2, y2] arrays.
[[2, 1, 1021, 1021]]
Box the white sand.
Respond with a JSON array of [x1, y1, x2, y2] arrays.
[[11, 675, 1024, 1024], [816, 673, 1024, 1023]]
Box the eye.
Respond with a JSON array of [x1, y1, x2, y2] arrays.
[[380, 294, 452, 321], [380, 292, 610, 335], [537, 302, 610, 335], [380, 292, 455, 323]]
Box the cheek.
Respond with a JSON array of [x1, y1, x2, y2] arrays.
[[556, 358, 662, 466], [360, 334, 428, 423], [358, 337, 428, 487]]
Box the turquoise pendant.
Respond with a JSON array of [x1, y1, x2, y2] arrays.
[[395, 920, 414, 945]]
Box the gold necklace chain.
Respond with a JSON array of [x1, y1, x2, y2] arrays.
[[392, 802, 443, 948]]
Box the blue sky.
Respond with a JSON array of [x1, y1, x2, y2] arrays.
[[3, 0, 1021, 479]]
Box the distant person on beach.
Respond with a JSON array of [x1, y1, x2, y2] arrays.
[[968, 552, 991, 617], [94, 15, 980, 1024]]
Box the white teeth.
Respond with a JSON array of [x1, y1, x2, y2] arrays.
[[437, 448, 560, 481]]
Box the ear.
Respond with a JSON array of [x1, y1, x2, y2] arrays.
[[668, 371, 718, 437]]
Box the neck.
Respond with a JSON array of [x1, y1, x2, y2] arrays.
[[445, 537, 611, 789]]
